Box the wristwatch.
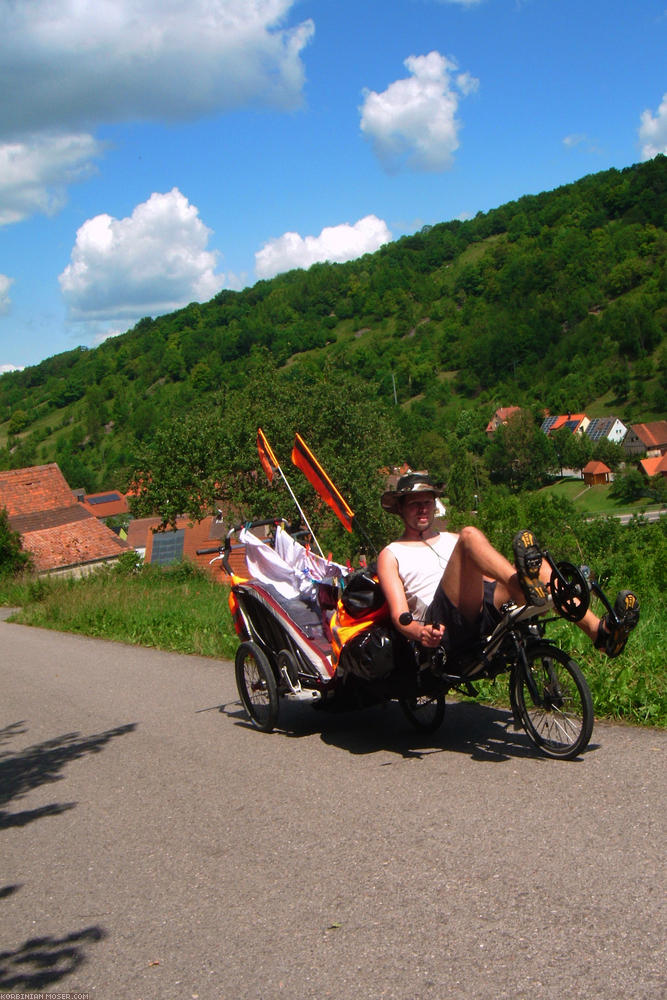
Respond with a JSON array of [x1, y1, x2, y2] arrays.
[[398, 611, 413, 626]]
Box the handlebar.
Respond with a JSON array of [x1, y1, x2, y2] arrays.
[[196, 517, 290, 576]]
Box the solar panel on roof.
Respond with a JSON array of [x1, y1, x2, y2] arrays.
[[586, 419, 609, 442], [151, 529, 185, 565], [87, 492, 122, 505]]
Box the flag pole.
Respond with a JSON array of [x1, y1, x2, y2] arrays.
[[275, 464, 325, 558], [257, 428, 325, 558]]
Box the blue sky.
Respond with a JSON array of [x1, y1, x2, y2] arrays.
[[1, 0, 666, 372]]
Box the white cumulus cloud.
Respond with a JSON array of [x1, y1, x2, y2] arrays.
[[0, 0, 314, 138], [59, 188, 225, 323], [639, 93, 667, 159], [0, 133, 104, 226], [360, 51, 479, 172], [0, 1, 313, 226], [0, 274, 14, 315], [255, 215, 392, 279]]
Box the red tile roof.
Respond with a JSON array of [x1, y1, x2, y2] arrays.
[[549, 413, 588, 432], [126, 516, 162, 549], [20, 518, 129, 572], [79, 491, 130, 518], [583, 461, 611, 474], [640, 454, 667, 478], [486, 406, 521, 433], [0, 463, 76, 516], [0, 463, 130, 572], [631, 421, 667, 451]]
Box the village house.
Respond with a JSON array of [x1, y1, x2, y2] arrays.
[[541, 413, 590, 436], [126, 512, 250, 581], [485, 406, 521, 435], [582, 460, 612, 486], [623, 421, 667, 458], [78, 489, 130, 521], [0, 463, 130, 575], [585, 416, 627, 446], [639, 453, 667, 481]]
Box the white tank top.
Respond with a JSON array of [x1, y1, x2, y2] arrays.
[[385, 532, 458, 619]]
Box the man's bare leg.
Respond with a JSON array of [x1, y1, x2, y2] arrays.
[[439, 525, 531, 623]]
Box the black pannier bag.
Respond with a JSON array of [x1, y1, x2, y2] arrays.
[[340, 569, 386, 618], [337, 624, 395, 682]]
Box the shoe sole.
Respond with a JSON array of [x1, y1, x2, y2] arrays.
[[607, 591, 640, 657], [513, 530, 547, 607]]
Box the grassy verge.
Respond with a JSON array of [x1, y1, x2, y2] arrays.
[[1, 548, 664, 728], [0, 559, 239, 662]]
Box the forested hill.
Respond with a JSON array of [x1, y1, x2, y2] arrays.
[[1, 155, 665, 496]]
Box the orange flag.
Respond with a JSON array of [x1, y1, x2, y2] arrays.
[[257, 428, 279, 483], [291, 433, 355, 532]]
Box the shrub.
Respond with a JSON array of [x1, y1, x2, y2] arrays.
[[0, 507, 32, 576]]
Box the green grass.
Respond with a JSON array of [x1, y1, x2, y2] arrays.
[[543, 477, 665, 518], [0, 559, 239, 661]]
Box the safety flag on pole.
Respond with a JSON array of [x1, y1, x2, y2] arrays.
[[291, 433, 355, 533], [257, 428, 279, 483]]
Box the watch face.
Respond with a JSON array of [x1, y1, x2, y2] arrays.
[[399, 611, 413, 626]]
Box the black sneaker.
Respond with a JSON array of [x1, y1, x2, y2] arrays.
[[595, 591, 640, 658], [512, 529, 547, 607]]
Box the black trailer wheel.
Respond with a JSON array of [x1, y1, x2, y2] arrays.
[[235, 641, 279, 732], [398, 694, 446, 733], [511, 643, 593, 759]]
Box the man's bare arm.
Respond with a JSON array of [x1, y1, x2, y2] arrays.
[[376, 547, 445, 648]]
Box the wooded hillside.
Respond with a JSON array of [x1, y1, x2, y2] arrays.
[[1, 156, 665, 504]]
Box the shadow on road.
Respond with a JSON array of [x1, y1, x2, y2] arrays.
[[0, 925, 106, 992], [218, 695, 593, 762], [0, 722, 137, 829], [315, 701, 552, 762]]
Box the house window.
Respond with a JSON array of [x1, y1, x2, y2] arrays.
[[151, 529, 185, 565]]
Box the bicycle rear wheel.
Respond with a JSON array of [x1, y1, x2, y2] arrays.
[[398, 693, 446, 733], [235, 641, 279, 732], [511, 642, 593, 759]]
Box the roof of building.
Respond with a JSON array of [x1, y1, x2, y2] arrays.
[[640, 454, 667, 477], [486, 406, 521, 433], [541, 413, 588, 435], [585, 416, 625, 441], [19, 517, 129, 572], [0, 463, 77, 517], [79, 490, 129, 518], [583, 460, 611, 475], [0, 463, 130, 572], [126, 516, 163, 549], [630, 421, 667, 449]]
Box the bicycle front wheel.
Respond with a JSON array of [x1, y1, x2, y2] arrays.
[[511, 643, 593, 760]]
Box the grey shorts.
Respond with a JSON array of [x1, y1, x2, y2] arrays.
[[425, 580, 501, 654]]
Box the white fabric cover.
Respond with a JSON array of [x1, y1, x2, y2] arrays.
[[240, 525, 346, 602]]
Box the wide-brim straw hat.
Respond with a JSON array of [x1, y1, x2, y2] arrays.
[[380, 473, 443, 515]]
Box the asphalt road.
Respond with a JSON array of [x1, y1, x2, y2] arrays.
[[1, 615, 665, 1000]]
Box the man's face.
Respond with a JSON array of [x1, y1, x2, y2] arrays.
[[400, 493, 436, 531]]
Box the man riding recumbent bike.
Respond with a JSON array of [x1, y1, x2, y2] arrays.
[[200, 500, 639, 761]]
